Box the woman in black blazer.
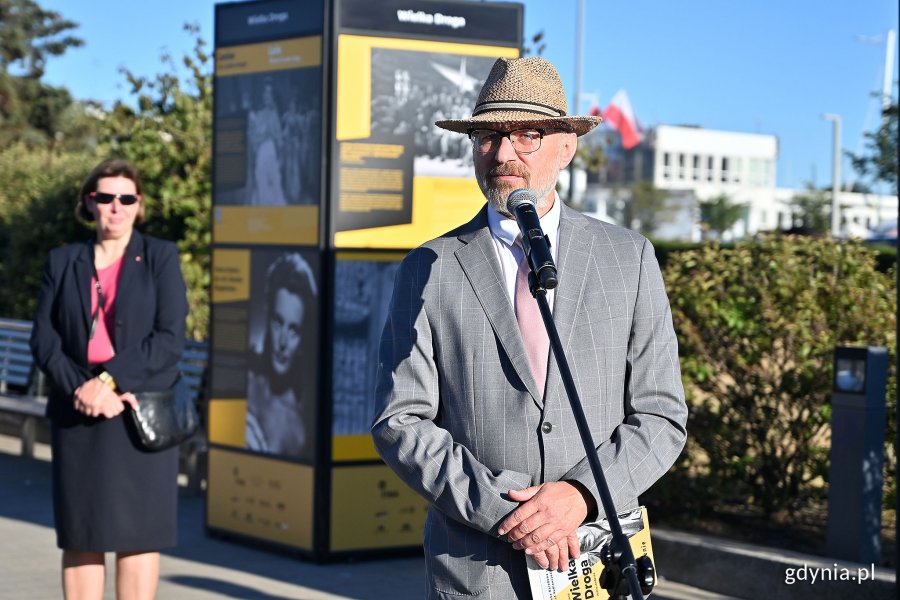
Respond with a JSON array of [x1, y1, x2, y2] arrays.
[[30, 159, 188, 599]]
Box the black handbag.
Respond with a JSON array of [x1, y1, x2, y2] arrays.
[[129, 375, 199, 451]]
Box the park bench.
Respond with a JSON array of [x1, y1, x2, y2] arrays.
[[0, 318, 47, 458], [0, 318, 209, 493]]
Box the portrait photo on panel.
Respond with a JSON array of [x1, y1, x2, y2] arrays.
[[369, 48, 496, 179], [245, 249, 320, 460], [332, 258, 400, 435], [215, 67, 322, 206]]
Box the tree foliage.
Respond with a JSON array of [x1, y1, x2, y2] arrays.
[[662, 236, 896, 516], [573, 140, 605, 173], [848, 102, 898, 194], [624, 180, 671, 236], [0, 3, 92, 318], [0, 145, 95, 319], [698, 193, 744, 240], [0, 0, 83, 147], [98, 24, 212, 339], [788, 183, 831, 234], [0, 0, 82, 77]]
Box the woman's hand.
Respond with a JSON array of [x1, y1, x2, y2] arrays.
[[74, 377, 123, 418], [119, 392, 138, 412]]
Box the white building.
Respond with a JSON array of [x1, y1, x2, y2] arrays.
[[584, 124, 897, 241]]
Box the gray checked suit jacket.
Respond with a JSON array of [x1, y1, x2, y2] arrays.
[[372, 203, 688, 599]]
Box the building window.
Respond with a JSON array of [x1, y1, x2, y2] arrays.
[[662, 152, 671, 179], [692, 155, 700, 181], [749, 159, 760, 186], [707, 156, 715, 182], [733, 158, 742, 184], [678, 154, 686, 180], [721, 157, 729, 182]]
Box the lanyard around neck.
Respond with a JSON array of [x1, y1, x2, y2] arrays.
[[89, 261, 108, 341]]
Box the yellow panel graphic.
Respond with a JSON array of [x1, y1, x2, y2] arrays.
[[207, 448, 314, 550], [213, 205, 319, 245], [337, 35, 518, 141], [208, 399, 247, 447], [332, 434, 379, 461], [216, 36, 322, 76], [330, 465, 428, 551], [336, 251, 406, 262], [334, 176, 485, 248], [212, 249, 251, 303]]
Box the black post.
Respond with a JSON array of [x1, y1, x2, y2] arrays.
[[529, 272, 648, 600]]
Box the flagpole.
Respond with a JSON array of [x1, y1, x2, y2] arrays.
[[574, 0, 584, 119], [568, 0, 585, 205]]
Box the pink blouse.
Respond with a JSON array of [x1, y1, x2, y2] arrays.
[[87, 256, 124, 365]]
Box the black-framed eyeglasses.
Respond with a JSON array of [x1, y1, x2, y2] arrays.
[[87, 191, 141, 205], [467, 128, 565, 155]]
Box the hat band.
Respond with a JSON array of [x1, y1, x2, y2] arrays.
[[472, 100, 565, 118]]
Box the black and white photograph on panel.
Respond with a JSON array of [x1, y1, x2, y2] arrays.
[[369, 48, 496, 178], [215, 67, 322, 206], [245, 248, 320, 460], [332, 257, 401, 435]]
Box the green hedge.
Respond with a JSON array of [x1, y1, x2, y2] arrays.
[[652, 236, 896, 518], [652, 237, 898, 274]]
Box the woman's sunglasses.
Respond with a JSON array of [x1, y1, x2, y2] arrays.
[[87, 192, 141, 205]]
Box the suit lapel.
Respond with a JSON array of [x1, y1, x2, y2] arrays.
[[116, 231, 143, 305], [454, 208, 544, 407], [74, 241, 94, 335], [544, 206, 594, 403], [112, 232, 144, 349]]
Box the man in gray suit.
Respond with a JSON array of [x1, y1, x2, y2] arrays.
[[373, 56, 688, 599]]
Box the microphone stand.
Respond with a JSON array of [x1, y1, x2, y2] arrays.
[[527, 271, 654, 600]]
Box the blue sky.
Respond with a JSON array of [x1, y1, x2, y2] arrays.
[[40, 0, 899, 191]]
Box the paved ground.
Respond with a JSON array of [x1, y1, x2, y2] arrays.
[[0, 435, 737, 599]]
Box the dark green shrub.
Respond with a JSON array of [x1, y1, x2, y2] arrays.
[[0, 145, 96, 320], [661, 236, 896, 516]]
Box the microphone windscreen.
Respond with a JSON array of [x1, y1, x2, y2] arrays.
[[506, 189, 538, 212]]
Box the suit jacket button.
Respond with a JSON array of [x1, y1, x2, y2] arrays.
[[541, 422, 553, 434]]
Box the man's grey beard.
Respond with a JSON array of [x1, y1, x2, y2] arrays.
[[483, 186, 512, 217], [483, 178, 557, 218], [477, 142, 564, 218]]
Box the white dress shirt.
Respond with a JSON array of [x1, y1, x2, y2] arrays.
[[486, 192, 561, 312]]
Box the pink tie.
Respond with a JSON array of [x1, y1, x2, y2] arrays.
[[514, 248, 550, 398]]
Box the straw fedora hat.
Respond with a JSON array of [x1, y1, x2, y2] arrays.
[[435, 57, 602, 137]]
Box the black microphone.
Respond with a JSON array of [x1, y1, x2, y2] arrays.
[[506, 189, 558, 290]]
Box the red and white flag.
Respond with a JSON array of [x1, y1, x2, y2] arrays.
[[602, 90, 643, 149]]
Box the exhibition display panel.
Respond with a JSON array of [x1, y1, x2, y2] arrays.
[[209, 0, 521, 558]]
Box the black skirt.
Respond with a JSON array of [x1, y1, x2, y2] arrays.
[[50, 412, 179, 552]]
